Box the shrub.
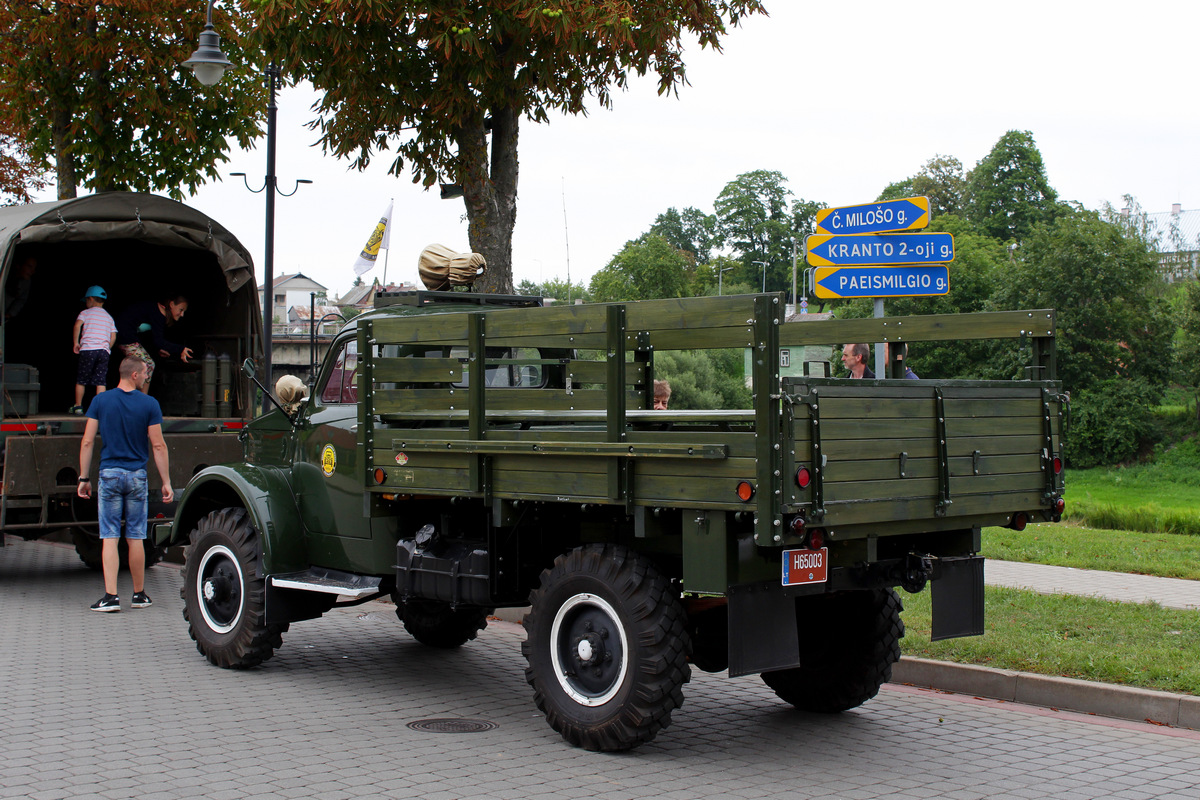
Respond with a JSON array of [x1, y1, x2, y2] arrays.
[[1064, 378, 1161, 468]]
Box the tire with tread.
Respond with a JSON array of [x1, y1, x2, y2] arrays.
[[181, 507, 287, 668], [762, 588, 904, 713], [391, 596, 492, 649], [72, 530, 164, 571], [522, 543, 691, 752]]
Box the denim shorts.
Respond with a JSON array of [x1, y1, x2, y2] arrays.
[[97, 468, 148, 540]]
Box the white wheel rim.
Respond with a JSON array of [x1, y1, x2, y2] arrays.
[[195, 543, 245, 634], [548, 592, 630, 707]]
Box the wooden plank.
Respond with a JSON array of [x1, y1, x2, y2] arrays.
[[369, 314, 470, 345], [816, 490, 1048, 528], [641, 327, 755, 351], [377, 466, 473, 493], [483, 302, 609, 338], [372, 357, 463, 383], [492, 469, 611, 499], [811, 396, 1044, 420], [624, 295, 762, 332], [566, 360, 647, 384], [634, 474, 762, 505], [778, 309, 1055, 346]]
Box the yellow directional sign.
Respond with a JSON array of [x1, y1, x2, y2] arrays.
[[814, 196, 930, 235]]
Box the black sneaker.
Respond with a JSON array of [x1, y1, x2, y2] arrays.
[[90, 594, 120, 612], [131, 591, 153, 609]]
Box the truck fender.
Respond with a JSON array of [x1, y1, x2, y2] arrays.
[[167, 464, 306, 576]]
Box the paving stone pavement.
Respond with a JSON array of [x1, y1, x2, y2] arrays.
[[4, 537, 1200, 800]]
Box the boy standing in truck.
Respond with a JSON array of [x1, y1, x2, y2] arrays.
[[70, 286, 117, 415]]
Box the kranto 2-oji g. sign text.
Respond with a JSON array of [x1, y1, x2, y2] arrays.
[[804, 232, 955, 267]]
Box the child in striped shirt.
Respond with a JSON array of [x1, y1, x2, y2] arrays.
[[71, 286, 117, 415]]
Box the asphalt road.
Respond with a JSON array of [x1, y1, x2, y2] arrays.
[[4, 537, 1200, 800]]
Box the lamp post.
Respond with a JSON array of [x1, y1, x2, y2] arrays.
[[183, 1, 309, 412], [718, 265, 734, 296], [752, 260, 769, 293]]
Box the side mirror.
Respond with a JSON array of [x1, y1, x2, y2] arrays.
[[242, 358, 256, 379]]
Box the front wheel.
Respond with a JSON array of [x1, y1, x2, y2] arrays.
[[522, 544, 690, 752], [181, 507, 287, 668], [761, 588, 904, 713]]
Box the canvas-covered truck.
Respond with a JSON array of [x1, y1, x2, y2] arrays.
[[161, 290, 1066, 751], [0, 192, 262, 568]]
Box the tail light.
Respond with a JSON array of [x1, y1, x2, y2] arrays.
[[795, 466, 812, 488], [1008, 511, 1028, 531], [735, 481, 755, 502], [806, 528, 826, 549], [1053, 456, 1063, 475], [1054, 498, 1065, 514], [789, 516, 806, 535]]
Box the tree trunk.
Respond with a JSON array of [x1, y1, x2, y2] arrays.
[[457, 106, 518, 294], [51, 103, 76, 200]]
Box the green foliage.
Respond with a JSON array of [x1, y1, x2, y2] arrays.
[[1064, 378, 1162, 468], [877, 154, 965, 219], [588, 233, 690, 302], [0, 2, 265, 199], [713, 169, 815, 295], [653, 349, 751, 410], [649, 207, 716, 265], [964, 130, 1060, 242], [691, 255, 745, 297], [1173, 280, 1200, 408], [515, 276, 590, 304], [989, 205, 1170, 394]]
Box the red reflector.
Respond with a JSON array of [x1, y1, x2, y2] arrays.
[[1054, 498, 1065, 514], [1010, 512, 1028, 531], [373, 468, 386, 485], [1053, 456, 1063, 474], [789, 516, 806, 535], [735, 481, 755, 502], [807, 528, 826, 549], [795, 467, 811, 488]]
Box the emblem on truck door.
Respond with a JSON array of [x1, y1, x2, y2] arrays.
[[321, 444, 337, 477]]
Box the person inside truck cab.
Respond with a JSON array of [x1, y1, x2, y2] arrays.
[[841, 343, 874, 379], [115, 294, 194, 392], [4, 256, 37, 319]]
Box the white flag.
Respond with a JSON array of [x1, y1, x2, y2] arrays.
[[352, 200, 393, 275]]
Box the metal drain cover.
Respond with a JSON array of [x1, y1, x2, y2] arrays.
[[407, 718, 498, 734]]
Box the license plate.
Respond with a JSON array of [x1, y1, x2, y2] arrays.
[[782, 547, 828, 586]]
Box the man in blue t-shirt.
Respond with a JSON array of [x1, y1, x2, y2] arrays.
[[77, 357, 174, 612]]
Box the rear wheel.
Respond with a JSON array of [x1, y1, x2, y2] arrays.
[[762, 588, 903, 713], [391, 596, 492, 649], [71, 530, 163, 571], [522, 544, 690, 751], [181, 507, 287, 668]]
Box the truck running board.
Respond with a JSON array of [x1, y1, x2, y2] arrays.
[[270, 569, 382, 597]]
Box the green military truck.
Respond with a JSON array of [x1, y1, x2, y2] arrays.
[[161, 290, 1066, 751]]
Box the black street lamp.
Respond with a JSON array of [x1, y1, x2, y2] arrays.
[[183, 1, 309, 412]]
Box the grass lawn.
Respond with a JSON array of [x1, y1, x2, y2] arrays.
[[1065, 436, 1200, 534], [982, 523, 1200, 580], [900, 586, 1200, 697]]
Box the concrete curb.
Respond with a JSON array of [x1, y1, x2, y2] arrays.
[[891, 657, 1200, 731]]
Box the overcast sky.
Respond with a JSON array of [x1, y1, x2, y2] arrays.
[[174, 0, 1199, 300]]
